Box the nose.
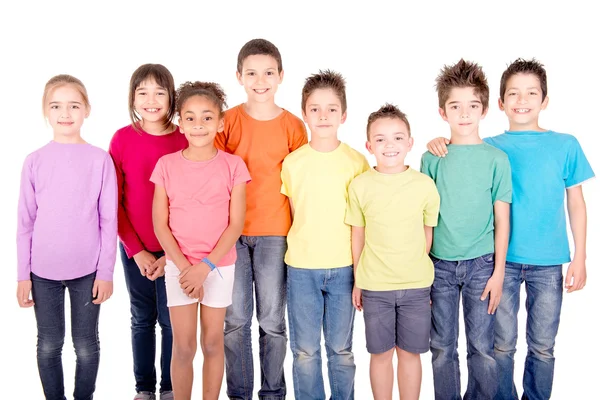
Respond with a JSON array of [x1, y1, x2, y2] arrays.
[[517, 94, 526, 104], [319, 110, 328, 120]]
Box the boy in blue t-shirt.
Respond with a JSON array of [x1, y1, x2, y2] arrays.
[[427, 58, 595, 400]]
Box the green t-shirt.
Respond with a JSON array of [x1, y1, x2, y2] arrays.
[[420, 143, 512, 261]]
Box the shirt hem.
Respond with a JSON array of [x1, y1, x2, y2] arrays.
[[506, 255, 570, 266]]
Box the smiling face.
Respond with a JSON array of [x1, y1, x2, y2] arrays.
[[440, 86, 487, 140], [178, 94, 223, 149], [236, 54, 283, 104], [500, 72, 549, 131], [367, 117, 413, 173], [302, 88, 346, 140], [45, 84, 89, 140], [133, 79, 170, 125]]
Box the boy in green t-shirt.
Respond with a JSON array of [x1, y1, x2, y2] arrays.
[[420, 59, 512, 400], [346, 104, 440, 400]]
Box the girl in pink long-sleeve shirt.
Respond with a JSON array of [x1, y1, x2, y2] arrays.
[[16, 74, 118, 400]]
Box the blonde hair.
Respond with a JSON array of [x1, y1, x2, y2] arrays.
[[42, 74, 90, 117]]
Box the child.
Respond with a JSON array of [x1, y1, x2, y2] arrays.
[[216, 38, 307, 400], [420, 59, 512, 400], [426, 58, 595, 400], [346, 104, 440, 400], [16, 74, 117, 400], [109, 64, 187, 400], [281, 70, 369, 400], [151, 81, 251, 400]]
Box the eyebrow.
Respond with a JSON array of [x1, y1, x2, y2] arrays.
[[135, 86, 166, 91], [373, 132, 407, 137], [245, 67, 277, 71], [307, 103, 341, 107], [49, 101, 83, 105], [447, 99, 482, 104], [183, 109, 215, 114], [507, 86, 540, 90]]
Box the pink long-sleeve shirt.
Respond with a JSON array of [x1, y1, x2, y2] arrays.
[[16, 141, 118, 282]]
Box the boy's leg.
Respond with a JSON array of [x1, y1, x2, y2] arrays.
[[287, 266, 326, 400], [253, 236, 288, 400], [494, 262, 523, 400], [152, 250, 173, 395], [429, 258, 461, 400], [224, 236, 255, 400], [31, 273, 67, 400], [395, 288, 431, 400], [522, 265, 563, 400], [462, 254, 497, 400], [68, 272, 101, 400], [323, 266, 356, 400], [169, 303, 199, 400], [362, 290, 399, 399], [120, 243, 159, 395]]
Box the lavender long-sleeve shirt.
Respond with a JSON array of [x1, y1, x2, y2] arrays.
[[17, 141, 118, 282]]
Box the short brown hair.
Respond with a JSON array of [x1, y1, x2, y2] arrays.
[[436, 59, 489, 111], [175, 81, 227, 118], [237, 38, 283, 74], [128, 64, 176, 132], [366, 103, 411, 140], [499, 58, 547, 102], [301, 69, 347, 113], [42, 74, 90, 117]]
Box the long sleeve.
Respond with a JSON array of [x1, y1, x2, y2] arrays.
[[95, 154, 118, 281], [16, 156, 37, 281]]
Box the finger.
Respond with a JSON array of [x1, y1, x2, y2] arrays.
[[92, 292, 103, 304], [480, 287, 490, 301], [92, 282, 99, 299], [488, 295, 497, 314]]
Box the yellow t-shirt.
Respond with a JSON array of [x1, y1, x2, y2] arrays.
[[345, 167, 440, 290], [281, 142, 370, 269]]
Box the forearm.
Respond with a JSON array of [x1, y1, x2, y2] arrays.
[[206, 221, 244, 265], [493, 201, 510, 275], [568, 192, 587, 262], [117, 206, 144, 257], [351, 227, 365, 277], [155, 224, 191, 271], [424, 226, 433, 254]]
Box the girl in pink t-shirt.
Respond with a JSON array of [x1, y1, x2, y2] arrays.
[[151, 81, 250, 400]]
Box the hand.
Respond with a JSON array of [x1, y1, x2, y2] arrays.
[[565, 258, 586, 293], [352, 285, 363, 311], [17, 280, 34, 308], [481, 272, 504, 314], [179, 262, 211, 297], [92, 280, 113, 304], [189, 285, 205, 301], [133, 250, 157, 277], [427, 137, 450, 157], [147, 256, 166, 281]]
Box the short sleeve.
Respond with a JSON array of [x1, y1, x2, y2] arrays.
[[423, 180, 440, 227], [492, 154, 512, 204], [149, 157, 166, 187], [420, 152, 435, 179], [344, 180, 365, 227], [360, 155, 370, 174], [289, 117, 308, 152], [232, 156, 251, 186], [280, 157, 292, 197], [565, 136, 595, 188]]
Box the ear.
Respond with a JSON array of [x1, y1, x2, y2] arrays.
[[236, 71, 243, 86], [498, 97, 505, 111], [85, 105, 91, 118], [541, 95, 549, 110], [407, 136, 414, 151], [178, 117, 184, 133], [481, 106, 489, 119], [365, 140, 374, 155], [302, 110, 308, 124], [341, 111, 347, 124], [438, 107, 448, 122], [279, 69, 284, 84]]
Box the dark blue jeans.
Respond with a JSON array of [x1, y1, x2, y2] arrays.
[[224, 235, 288, 400], [120, 243, 172, 394], [32, 271, 100, 400], [430, 253, 498, 400], [494, 263, 563, 400]]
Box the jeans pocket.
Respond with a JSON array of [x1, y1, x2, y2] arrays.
[[478, 253, 495, 266]]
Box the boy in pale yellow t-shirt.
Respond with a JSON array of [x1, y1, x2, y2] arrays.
[[345, 104, 440, 400], [280, 70, 369, 400]]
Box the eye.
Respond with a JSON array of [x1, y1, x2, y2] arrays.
[[376, 138, 383, 142], [247, 72, 255, 76], [266, 71, 274, 76], [50, 105, 59, 109], [204, 117, 213, 121], [529, 92, 538, 95], [137, 92, 146, 96], [395, 136, 403, 140], [508, 92, 516, 96], [71, 105, 80, 109], [329, 108, 337, 113], [450, 105, 459, 110], [310, 108, 318, 113], [185, 117, 194, 121], [157, 92, 166, 96], [471, 104, 480, 109]]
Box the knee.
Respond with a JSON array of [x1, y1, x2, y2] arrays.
[[173, 340, 197, 364], [201, 334, 224, 359], [37, 336, 65, 358], [528, 339, 555, 360], [371, 349, 394, 365], [73, 334, 100, 360]]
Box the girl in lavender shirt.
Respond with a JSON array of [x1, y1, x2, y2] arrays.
[[16, 74, 118, 400]]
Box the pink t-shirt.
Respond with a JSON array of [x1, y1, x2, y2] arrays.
[[150, 149, 251, 266]]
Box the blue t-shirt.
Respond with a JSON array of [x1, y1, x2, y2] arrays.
[[484, 130, 594, 266]]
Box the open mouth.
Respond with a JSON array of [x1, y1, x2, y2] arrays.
[[253, 89, 269, 94], [382, 152, 399, 157], [144, 108, 160, 113], [513, 108, 531, 114]]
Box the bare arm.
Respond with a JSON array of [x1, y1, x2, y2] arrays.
[[565, 185, 587, 292], [424, 226, 433, 254], [351, 226, 366, 311], [481, 200, 510, 314]]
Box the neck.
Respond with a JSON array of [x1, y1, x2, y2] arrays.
[[508, 121, 545, 132], [141, 119, 174, 136], [449, 133, 483, 145], [309, 137, 340, 152], [243, 101, 282, 121], [53, 133, 86, 144], [376, 163, 408, 174], [183, 144, 217, 161]]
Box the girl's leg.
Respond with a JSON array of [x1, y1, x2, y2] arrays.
[[396, 347, 421, 400], [369, 349, 394, 400], [200, 304, 227, 400], [32, 273, 67, 400], [68, 272, 101, 400], [169, 303, 199, 400]]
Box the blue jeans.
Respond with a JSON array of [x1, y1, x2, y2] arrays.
[[287, 265, 356, 400], [32, 272, 100, 400], [430, 254, 498, 400], [224, 235, 288, 400], [494, 263, 563, 400], [120, 243, 172, 394]]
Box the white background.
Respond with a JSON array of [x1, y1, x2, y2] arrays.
[[1, 1, 598, 399]]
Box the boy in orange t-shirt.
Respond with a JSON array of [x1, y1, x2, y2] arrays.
[[216, 38, 307, 400]]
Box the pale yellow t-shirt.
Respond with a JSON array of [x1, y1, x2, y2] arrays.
[[345, 167, 440, 290], [281, 142, 370, 269]]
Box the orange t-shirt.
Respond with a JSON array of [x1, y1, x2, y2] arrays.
[[216, 104, 308, 236]]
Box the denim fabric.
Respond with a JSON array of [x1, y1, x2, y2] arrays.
[[287, 265, 356, 400], [120, 243, 172, 394], [32, 271, 100, 400], [224, 235, 288, 400], [494, 262, 563, 400], [430, 253, 498, 400]]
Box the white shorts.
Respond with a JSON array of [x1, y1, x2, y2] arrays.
[[165, 260, 235, 308]]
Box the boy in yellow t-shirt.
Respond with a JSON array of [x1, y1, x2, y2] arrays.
[[280, 70, 369, 400], [345, 104, 440, 400]]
